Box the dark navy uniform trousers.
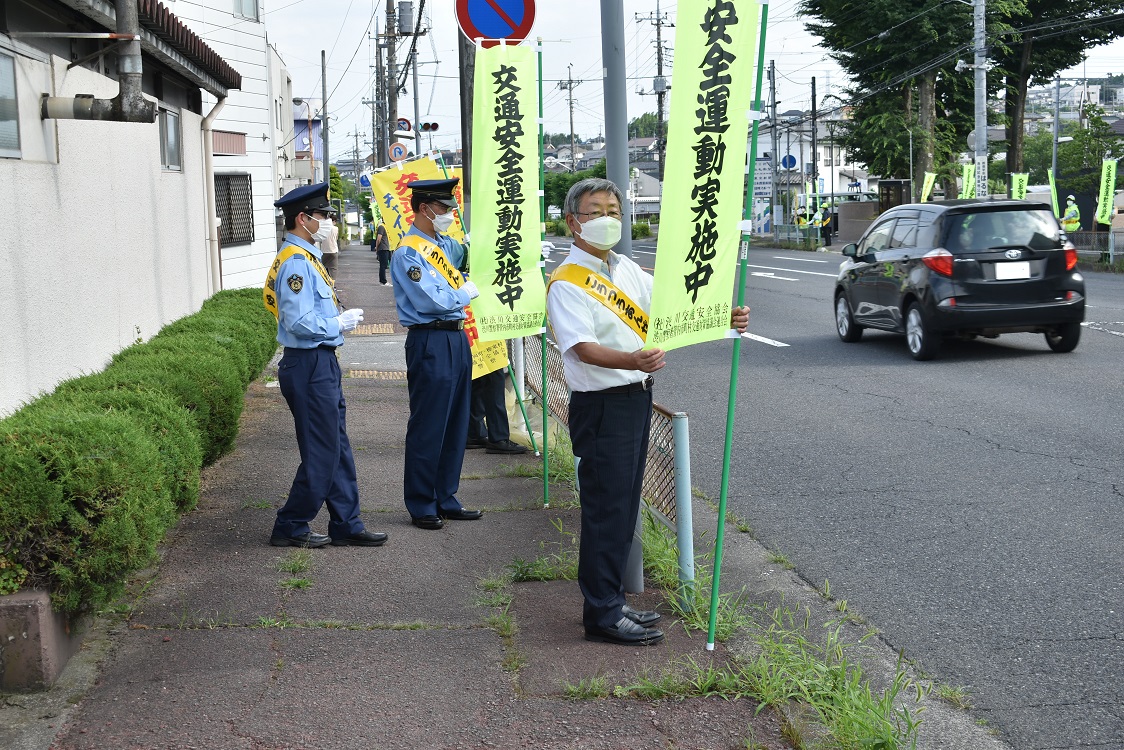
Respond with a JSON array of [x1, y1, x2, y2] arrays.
[[403, 328, 472, 518], [274, 347, 364, 539], [469, 368, 510, 443], [568, 387, 653, 630]]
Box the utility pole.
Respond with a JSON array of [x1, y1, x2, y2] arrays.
[[353, 129, 361, 192], [321, 50, 329, 183], [397, 1, 426, 156], [770, 60, 779, 239], [1052, 74, 1060, 182], [635, 0, 671, 183], [973, 0, 988, 198], [557, 64, 581, 172], [811, 77, 818, 195], [458, 34, 475, 215], [385, 0, 398, 144], [367, 20, 386, 168]]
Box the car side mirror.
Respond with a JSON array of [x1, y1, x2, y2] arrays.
[[842, 243, 858, 257]]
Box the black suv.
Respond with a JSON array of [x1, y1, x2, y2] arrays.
[[833, 199, 1086, 360]]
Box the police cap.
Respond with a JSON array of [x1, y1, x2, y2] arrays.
[[408, 178, 459, 208], [274, 181, 333, 217]]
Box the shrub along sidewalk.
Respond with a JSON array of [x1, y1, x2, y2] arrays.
[[0, 289, 277, 617]]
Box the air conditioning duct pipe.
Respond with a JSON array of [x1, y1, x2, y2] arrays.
[[40, 0, 156, 123]]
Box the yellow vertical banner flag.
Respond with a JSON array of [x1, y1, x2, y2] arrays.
[[1048, 168, 1060, 217], [467, 43, 546, 342], [1095, 159, 1117, 225], [646, 0, 760, 351], [1010, 173, 1029, 200], [921, 172, 937, 202], [371, 158, 466, 249], [960, 163, 976, 199]]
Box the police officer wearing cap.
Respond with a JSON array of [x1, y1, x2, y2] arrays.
[[265, 181, 388, 549], [390, 177, 484, 530]]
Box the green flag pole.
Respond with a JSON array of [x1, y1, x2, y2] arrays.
[[538, 37, 550, 507], [707, 0, 769, 651]]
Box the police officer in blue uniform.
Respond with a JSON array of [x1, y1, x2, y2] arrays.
[[391, 178, 484, 530], [268, 181, 388, 548]]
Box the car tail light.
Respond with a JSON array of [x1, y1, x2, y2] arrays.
[[922, 248, 954, 277], [1064, 241, 1078, 271]]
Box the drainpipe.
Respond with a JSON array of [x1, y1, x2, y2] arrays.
[[40, 0, 156, 123], [203, 98, 226, 294]]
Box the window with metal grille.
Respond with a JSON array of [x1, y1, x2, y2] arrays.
[[215, 173, 254, 246]]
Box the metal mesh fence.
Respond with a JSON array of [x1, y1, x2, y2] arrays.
[[1069, 230, 1121, 265], [518, 334, 682, 526]]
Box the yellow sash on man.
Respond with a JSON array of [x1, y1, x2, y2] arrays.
[[547, 263, 648, 341], [263, 244, 337, 318], [398, 233, 464, 288]]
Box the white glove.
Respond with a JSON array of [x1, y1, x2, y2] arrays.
[[338, 308, 364, 332], [460, 281, 480, 300]]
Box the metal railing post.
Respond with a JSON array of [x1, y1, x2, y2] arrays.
[[672, 412, 695, 608]]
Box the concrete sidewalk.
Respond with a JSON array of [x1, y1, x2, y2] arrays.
[[2, 241, 1011, 750]]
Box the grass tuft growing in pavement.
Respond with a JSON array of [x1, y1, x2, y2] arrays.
[[562, 676, 610, 699]]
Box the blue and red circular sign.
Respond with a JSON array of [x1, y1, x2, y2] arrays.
[[389, 142, 408, 162], [455, 0, 535, 48]]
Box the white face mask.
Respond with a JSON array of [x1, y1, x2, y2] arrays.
[[308, 215, 332, 242], [575, 215, 622, 251], [428, 205, 456, 233]]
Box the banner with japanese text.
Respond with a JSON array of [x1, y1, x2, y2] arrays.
[[1010, 173, 1029, 200], [465, 307, 509, 378], [467, 43, 545, 342], [645, 0, 760, 351], [1096, 159, 1117, 225], [371, 157, 466, 248], [1048, 168, 1060, 217], [921, 172, 936, 202], [959, 163, 975, 199]]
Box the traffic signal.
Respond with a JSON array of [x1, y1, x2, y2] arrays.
[[421, 122, 439, 132]]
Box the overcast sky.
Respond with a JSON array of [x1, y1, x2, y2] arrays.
[[251, 0, 1124, 163]]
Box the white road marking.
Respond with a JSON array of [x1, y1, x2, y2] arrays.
[[742, 332, 791, 347], [751, 272, 799, 281], [774, 256, 830, 263], [1082, 321, 1124, 338], [747, 263, 837, 278]]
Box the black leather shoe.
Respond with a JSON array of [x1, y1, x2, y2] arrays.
[[269, 532, 331, 548], [622, 604, 661, 627], [331, 530, 388, 547], [439, 508, 483, 521], [465, 437, 487, 449], [485, 439, 527, 454], [411, 515, 445, 530], [585, 617, 664, 646]]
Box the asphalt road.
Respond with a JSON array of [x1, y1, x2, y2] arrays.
[[546, 240, 1123, 750]]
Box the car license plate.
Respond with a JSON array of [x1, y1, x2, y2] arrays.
[[995, 261, 1030, 280]]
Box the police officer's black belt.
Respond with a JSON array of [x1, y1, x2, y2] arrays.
[[595, 376, 654, 395], [409, 320, 464, 331], [317, 343, 337, 351]]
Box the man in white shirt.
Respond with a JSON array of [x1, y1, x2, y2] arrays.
[[321, 214, 340, 277], [546, 178, 749, 646]]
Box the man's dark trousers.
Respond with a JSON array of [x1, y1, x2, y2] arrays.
[[274, 347, 364, 538], [403, 328, 472, 518], [568, 388, 653, 630], [469, 368, 509, 443]]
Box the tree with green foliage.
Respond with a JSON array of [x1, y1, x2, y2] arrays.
[[543, 159, 607, 212], [628, 112, 659, 139], [994, 1, 1124, 175]]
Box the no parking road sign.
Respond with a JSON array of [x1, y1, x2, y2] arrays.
[[455, 0, 535, 48]]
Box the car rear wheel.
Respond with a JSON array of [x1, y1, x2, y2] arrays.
[[835, 294, 863, 342], [905, 302, 941, 361], [1045, 322, 1081, 353]]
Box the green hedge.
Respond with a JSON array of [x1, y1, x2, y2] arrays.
[[0, 288, 277, 614]]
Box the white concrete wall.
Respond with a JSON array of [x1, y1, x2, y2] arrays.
[[171, 0, 279, 291], [0, 52, 210, 417]]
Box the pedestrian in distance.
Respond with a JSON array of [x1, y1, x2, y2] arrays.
[[546, 178, 750, 646], [262, 181, 387, 549], [320, 211, 340, 278], [465, 368, 527, 454], [372, 223, 391, 286], [390, 177, 484, 530]]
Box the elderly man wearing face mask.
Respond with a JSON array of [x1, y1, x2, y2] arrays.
[[546, 178, 750, 646], [390, 178, 484, 530], [263, 181, 387, 549]]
